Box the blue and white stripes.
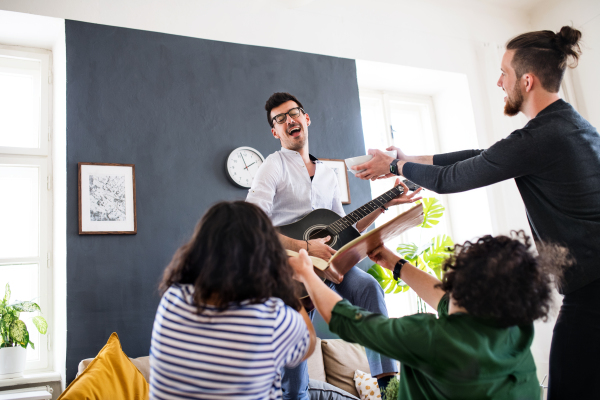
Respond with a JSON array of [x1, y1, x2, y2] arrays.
[[150, 284, 309, 400]]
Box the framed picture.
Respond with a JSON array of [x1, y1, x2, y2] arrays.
[[320, 158, 351, 205], [78, 163, 137, 234]]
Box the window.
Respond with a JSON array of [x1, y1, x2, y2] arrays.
[[359, 90, 450, 316], [0, 46, 52, 371]]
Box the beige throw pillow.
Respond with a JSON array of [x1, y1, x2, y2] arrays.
[[354, 370, 381, 399], [321, 339, 370, 397], [307, 337, 327, 382]]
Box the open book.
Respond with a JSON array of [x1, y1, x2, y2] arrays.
[[287, 203, 424, 284]]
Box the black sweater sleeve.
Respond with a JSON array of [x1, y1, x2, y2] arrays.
[[403, 130, 543, 194], [433, 150, 484, 166]]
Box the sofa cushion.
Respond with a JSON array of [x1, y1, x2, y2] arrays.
[[353, 370, 381, 400], [309, 379, 359, 400], [321, 339, 370, 398], [60, 333, 149, 400], [307, 337, 327, 382], [78, 356, 150, 382]]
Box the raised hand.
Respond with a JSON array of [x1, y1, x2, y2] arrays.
[[384, 179, 422, 207], [288, 249, 315, 281], [368, 245, 401, 271]]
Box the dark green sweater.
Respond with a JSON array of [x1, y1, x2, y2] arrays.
[[329, 296, 539, 400], [403, 99, 600, 294]]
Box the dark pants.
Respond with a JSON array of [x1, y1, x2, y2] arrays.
[[548, 278, 600, 399]]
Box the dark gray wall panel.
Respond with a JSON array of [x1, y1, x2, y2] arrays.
[[66, 20, 370, 382]]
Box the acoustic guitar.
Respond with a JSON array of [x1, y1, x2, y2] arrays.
[[279, 180, 420, 311]]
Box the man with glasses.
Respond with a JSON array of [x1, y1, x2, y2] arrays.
[[247, 92, 420, 399]]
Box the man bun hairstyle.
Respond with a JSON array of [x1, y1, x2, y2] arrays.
[[265, 92, 304, 128], [506, 25, 582, 93], [438, 231, 573, 328]]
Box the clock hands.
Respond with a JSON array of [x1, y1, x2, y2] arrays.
[[240, 153, 249, 169], [245, 162, 256, 169]]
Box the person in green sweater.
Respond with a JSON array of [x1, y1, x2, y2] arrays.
[[289, 232, 570, 400]]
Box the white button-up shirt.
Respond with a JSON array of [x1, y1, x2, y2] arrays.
[[246, 147, 345, 227]]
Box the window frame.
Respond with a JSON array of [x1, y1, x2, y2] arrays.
[[0, 46, 52, 371], [358, 88, 454, 241]]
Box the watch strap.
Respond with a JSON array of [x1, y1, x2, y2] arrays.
[[389, 159, 400, 175], [393, 258, 407, 281]]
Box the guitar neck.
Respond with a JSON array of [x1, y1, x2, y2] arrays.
[[327, 185, 406, 234]]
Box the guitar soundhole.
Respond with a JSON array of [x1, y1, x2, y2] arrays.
[[303, 224, 337, 247]]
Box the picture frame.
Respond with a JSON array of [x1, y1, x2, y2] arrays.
[[78, 162, 137, 234], [320, 158, 351, 205]]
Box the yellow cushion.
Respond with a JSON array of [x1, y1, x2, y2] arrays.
[[58, 332, 149, 400]]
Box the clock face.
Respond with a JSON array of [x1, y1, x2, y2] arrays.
[[226, 147, 265, 188]]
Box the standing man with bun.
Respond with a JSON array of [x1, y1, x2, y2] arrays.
[[352, 26, 599, 399]]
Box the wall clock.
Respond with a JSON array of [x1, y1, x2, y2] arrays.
[[226, 147, 265, 188]]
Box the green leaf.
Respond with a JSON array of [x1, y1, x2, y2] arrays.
[[396, 243, 419, 263], [32, 316, 47, 335], [11, 301, 41, 313], [368, 264, 397, 294], [3, 284, 10, 304], [9, 320, 27, 343], [28, 339, 35, 350], [20, 330, 29, 349], [418, 198, 446, 229]]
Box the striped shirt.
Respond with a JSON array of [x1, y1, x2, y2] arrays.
[[150, 284, 310, 400]]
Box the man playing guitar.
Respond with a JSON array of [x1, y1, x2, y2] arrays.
[[246, 92, 421, 399]]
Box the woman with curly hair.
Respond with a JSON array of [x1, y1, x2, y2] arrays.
[[150, 201, 316, 400], [290, 231, 571, 399]]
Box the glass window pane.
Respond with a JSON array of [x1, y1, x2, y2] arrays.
[[0, 165, 39, 258], [0, 56, 41, 149], [360, 96, 388, 151], [0, 264, 40, 362]]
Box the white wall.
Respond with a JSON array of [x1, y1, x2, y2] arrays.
[[530, 0, 600, 128]]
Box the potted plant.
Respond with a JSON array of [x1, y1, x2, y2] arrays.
[[368, 198, 454, 312], [0, 283, 47, 378]]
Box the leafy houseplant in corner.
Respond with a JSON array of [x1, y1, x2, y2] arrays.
[[0, 284, 47, 378], [368, 198, 454, 312]]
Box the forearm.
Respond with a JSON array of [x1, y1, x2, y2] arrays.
[[278, 233, 306, 252], [356, 209, 384, 233], [432, 150, 483, 166], [406, 155, 434, 165], [300, 272, 343, 323], [299, 307, 317, 361], [398, 263, 445, 310]]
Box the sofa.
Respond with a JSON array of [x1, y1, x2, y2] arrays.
[[76, 337, 373, 399]]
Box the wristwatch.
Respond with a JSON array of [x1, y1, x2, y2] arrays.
[[389, 159, 401, 176], [393, 258, 407, 281]]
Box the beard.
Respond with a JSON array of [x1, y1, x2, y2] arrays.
[[285, 135, 306, 151], [504, 81, 524, 116]]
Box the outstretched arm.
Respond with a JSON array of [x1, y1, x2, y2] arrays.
[[289, 249, 343, 323], [352, 147, 433, 181], [355, 179, 423, 232], [368, 245, 445, 310]]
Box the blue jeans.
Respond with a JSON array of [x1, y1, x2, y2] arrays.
[[281, 266, 398, 400]]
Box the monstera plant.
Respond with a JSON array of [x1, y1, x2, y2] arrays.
[[368, 198, 454, 311], [0, 283, 47, 350]]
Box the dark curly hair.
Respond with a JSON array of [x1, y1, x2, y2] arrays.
[[159, 201, 301, 312], [438, 231, 572, 328], [265, 92, 305, 128], [506, 25, 583, 92]]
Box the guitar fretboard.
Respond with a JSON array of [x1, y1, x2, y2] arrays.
[[327, 185, 406, 235]]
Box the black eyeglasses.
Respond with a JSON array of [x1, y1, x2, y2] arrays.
[[271, 107, 305, 125]]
